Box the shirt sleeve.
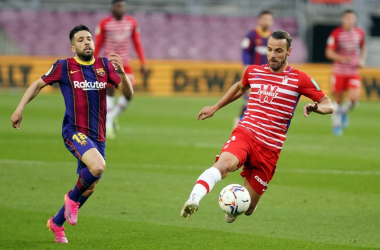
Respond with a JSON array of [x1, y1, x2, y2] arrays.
[[241, 65, 254, 87], [107, 59, 121, 87], [326, 30, 338, 50], [41, 60, 61, 85], [298, 72, 325, 102]]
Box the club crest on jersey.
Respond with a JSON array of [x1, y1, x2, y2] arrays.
[[80, 140, 87, 146], [96, 68, 105, 76], [258, 84, 279, 104]]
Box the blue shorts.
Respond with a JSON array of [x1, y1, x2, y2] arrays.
[[64, 131, 105, 174]]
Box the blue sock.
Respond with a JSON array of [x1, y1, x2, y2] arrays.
[[53, 206, 66, 226], [69, 168, 99, 202], [79, 195, 89, 208]]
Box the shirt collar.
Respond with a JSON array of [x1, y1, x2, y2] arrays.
[[74, 56, 95, 65]]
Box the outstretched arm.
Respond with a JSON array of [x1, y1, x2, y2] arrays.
[[11, 78, 48, 129], [304, 95, 334, 118], [198, 81, 249, 120], [109, 53, 134, 99]]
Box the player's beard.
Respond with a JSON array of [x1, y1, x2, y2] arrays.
[[269, 55, 287, 72], [76, 48, 94, 61]]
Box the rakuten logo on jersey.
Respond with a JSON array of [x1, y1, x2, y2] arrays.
[[254, 175, 268, 187], [73, 80, 107, 91], [258, 84, 279, 103]]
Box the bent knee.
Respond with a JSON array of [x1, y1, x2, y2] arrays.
[[89, 161, 106, 177]]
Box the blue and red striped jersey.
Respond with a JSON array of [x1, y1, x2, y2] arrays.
[[242, 28, 271, 66], [41, 57, 121, 142]]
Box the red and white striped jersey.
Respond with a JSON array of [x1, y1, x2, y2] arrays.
[[238, 64, 325, 152], [94, 15, 145, 67], [326, 26, 365, 76]]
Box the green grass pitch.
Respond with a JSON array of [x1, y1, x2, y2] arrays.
[[1, 91, 379, 249]]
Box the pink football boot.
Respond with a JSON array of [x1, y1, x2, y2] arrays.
[[47, 217, 68, 243], [64, 191, 80, 225]]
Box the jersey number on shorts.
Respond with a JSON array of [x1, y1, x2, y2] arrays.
[[72, 133, 88, 146], [223, 136, 236, 149]]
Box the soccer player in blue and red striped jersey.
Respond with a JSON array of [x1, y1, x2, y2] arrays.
[[235, 10, 274, 127], [241, 10, 273, 68], [11, 24, 133, 243]]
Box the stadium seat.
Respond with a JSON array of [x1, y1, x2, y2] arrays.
[[0, 10, 307, 62]]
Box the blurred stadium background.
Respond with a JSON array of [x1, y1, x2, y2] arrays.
[[0, 0, 379, 97]]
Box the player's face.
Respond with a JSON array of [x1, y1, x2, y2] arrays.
[[112, 1, 127, 20], [258, 14, 273, 31], [71, 30, 94, 61], [266, 36, 292, 72], [341, 13, 356, 30]]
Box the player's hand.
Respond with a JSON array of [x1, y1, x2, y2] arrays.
[[140, 65, 148, 76], [198, 106, 217, 120], [11, 110, 23, 129], [109, 53, 125, 73], [304, 102, 318, 117]]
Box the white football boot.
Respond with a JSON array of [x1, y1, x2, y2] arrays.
[[180, 200, 199, 219]]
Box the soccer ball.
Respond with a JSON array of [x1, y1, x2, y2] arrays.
[[218, 184, 251, 215]]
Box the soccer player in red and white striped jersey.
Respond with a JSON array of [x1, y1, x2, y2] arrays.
[[181, 30, 334, 223], [94, 0, 146, 139], [325, 10, 366, 135]]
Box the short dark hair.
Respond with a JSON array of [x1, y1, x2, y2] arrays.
[[69, 24, 91, 43], [270, 30, 292, 50], [342, 9, 356, 16], [259, 10, 273, 17], [112, 0, 126, 4]]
